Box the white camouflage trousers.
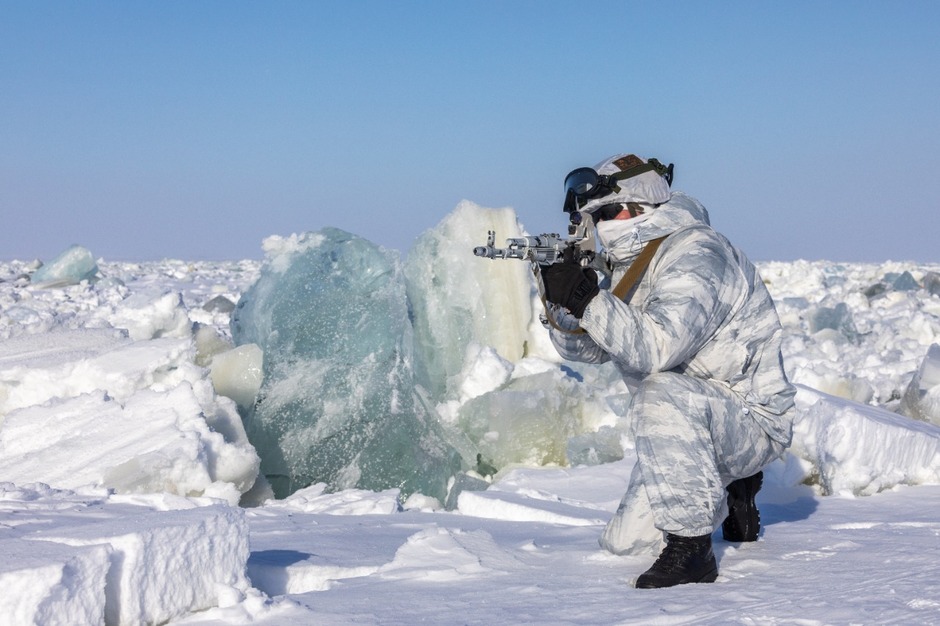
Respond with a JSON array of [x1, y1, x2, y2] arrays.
[[600, 371, 786, 555]]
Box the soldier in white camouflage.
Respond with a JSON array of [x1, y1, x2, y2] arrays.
[[540, 153, 796, 589]]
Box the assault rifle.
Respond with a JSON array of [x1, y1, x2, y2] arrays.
[[472, 220, 597, 334], [472, 231, 595, 266], [472, 215, 597, 267]]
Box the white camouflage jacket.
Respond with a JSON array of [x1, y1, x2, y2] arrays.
[[550, 192, 796, 445]]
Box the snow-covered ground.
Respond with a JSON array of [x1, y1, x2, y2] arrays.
[[1, 210, 939, 624]]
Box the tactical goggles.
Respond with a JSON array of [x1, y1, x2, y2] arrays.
[[562, 158, 674, 215], [563, 167, 614, 214]]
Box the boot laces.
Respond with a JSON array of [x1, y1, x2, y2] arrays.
[[654, 536, 696, 572]]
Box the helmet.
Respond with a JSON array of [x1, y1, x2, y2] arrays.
[[563, 154, 673, 218]]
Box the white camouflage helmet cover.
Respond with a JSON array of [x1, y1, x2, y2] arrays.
[[577, 153, 673, 215]]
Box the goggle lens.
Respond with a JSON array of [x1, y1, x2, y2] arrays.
[[563, 167, 615, 214], [564, 167, 600, 197]]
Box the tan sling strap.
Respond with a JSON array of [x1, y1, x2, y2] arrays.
[[542, 235, 667, 335], [611, 235, 666, 300]]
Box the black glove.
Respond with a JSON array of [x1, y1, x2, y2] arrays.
[[540, 259, 599, 318]]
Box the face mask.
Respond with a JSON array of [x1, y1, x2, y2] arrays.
[[596, 213, 653, 264]]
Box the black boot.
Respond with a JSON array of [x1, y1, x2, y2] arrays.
[[722, 471, 763, 542], [635, 533, 718, 589]]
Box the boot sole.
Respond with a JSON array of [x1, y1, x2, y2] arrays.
[[635, 565, 719, 589]]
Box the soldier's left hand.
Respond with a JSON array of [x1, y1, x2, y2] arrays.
[[541, 260, 599, 318]]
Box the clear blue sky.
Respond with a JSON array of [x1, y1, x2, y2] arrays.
[[2, 1, 938, 263]]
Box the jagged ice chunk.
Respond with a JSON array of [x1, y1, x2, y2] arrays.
[[231, 228, 462, 501]]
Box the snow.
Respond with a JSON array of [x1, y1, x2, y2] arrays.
[[1, 211, 939, 624]]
